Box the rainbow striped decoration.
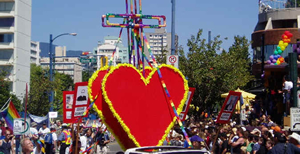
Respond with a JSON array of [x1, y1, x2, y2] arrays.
[[1, 101, 20, 130]]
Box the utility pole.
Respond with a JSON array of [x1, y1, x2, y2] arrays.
[[171, 0, 175, 55]]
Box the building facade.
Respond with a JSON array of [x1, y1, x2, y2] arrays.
[[0, 0, 32, 99], [40, 46, 83, 84], [30, 41, 40, 65], [252, 0, 300, 78], [96, 36, 128, 69], [143, 28, 178, 58]]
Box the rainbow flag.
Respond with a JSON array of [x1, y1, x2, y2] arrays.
[[1, 101, 20, 130]]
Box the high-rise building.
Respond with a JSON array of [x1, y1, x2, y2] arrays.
[[0, 0, 32, 99], [143, 28, 178, 58], [40, 46, 83, 84], [30, 41, 40, 65]]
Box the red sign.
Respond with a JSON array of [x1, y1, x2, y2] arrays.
[[63, 91, 75, 123], [179, 87, 195, 121], [72, 82, 90, 119], [216, 91, 241, 124]]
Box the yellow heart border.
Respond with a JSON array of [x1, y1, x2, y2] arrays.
[[96, 63, 189, 149], [88, 66, 110, 102]]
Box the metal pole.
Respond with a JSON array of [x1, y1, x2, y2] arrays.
[[208, 31, 211, 45], [49, 34, 54, 111], [261, 33, 265, 86], [171, 0, 175, 55]]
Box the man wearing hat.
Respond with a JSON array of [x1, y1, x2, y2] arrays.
[[58, 123, 71, 154], [190, 135, 204, 149], [30, 122, 38, 136], [38, 122, 50, 141], [289, 132, 300, 148], [268, 132, 300, 154]]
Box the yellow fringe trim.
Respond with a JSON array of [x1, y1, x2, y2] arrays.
[[101, 63, 189, 148], [88, 66, 109, 103]]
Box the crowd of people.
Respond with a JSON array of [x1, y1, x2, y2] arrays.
[[163, 93, 300, 154], [0, 119, 113, 154]]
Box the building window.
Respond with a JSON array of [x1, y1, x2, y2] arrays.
[[0, 34, 13, 43], [0, 2, 14, 11], [119, 50, 122, 53], [0, 18, 14, 27], [0, 50, 13, 60], [150, 35, 153, 38]]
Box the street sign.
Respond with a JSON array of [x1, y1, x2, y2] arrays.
[[80, 58, 90, 64], [80, 57, 97, 63], [291, 108, 300, 131], [167, 55, 178, 68], [13, 118, 30, 135]]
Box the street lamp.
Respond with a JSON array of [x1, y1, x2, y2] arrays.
[[49, 33, 77, 111]]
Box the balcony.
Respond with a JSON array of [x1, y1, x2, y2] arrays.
[[0, 58, 13, 65], [0, 26, 14, 33], [0, 11, 14, 18], [0, 42, 13, 49]]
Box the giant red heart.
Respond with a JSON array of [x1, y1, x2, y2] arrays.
[[89, 65, 160, 150], [98, 64, 188, 149]]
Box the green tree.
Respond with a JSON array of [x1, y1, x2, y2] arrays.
[[82, 70, 91, 82], [28, 64, 52, 116], [28, 64, 74, 116], [179, 29, 253, 116], [0, 71, 21, 111]]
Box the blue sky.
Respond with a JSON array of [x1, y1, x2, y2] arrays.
[[32, 0, 258, 53]]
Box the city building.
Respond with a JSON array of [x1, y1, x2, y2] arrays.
[[251, 0, 300, 81], [40, 46, 82, 83], [30, 41, 40, 65], [0, 0, 32, 99], [96, 36, 128, 69], [143, 28, 178, 58]]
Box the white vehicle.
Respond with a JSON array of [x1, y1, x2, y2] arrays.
[[125, 146, 211, 154]]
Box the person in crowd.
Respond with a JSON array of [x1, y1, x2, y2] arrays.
[[95, 126, 110, 154], [38, 122, 50, 141], [86, 128, 94, 154], [219, 132, 229, 154], [252, 135, 260, 154], [21, 135, 41, 154], [58, 123, 71, 154], [0, 130, 14, 154], [229, 127, 245, 154], [268, 132, 300, 154], [79, 126, 87, 152], [288, 132, 300, 148], [44, 127, 57, 154], [266, 140, 274, 153], [55, 120, 62, 137], [30, 122, 38, 136], [190, 135, 204, 149]]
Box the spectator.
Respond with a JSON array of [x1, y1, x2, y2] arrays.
[[21, 135, 41, 154], [0, 130, 14, 154], [268, 132, 300, 154], [38, 123, 50, 141], [288, 132, 300, 148], [30, 122, 38, 136], [229, 127, 245, 154]]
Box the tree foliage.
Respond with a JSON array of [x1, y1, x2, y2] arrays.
[[179, 29, 253, 115], [0, 71, 21, 111], [28, 64, 73, 116]]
